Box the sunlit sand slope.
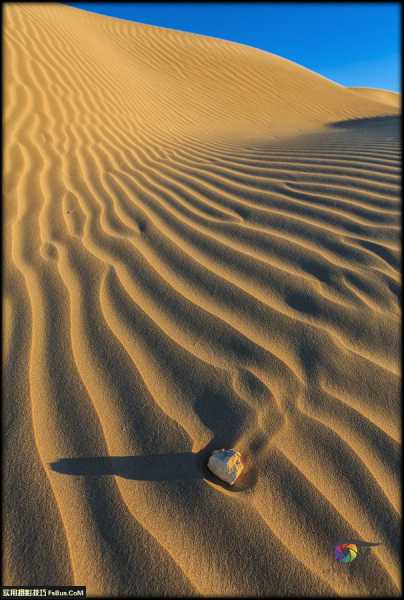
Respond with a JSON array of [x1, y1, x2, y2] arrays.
[[348, 87, 401, 109], [4, 3, 401, 597]]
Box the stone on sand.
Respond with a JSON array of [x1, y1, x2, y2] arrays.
[[207, 449, 243, 485]]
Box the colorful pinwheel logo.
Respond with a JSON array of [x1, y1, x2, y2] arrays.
[[335, 543, 358, 563]]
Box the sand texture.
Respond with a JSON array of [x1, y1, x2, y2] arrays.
[[348, 87, 401, 109], [4, 3, 401, 596]]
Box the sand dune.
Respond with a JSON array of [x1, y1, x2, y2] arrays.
[[4, 3, 401, 596], [348, 87, 401, 109]]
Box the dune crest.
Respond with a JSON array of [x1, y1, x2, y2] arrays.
[[4, 3, 401, 596], [348, 87, 401, 109]]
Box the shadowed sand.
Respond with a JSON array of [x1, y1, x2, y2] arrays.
[[4, 3, 401, 597]]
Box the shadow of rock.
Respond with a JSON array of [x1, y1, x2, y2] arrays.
[[50, 453, 203, 481], [50, 446, 258, 492]]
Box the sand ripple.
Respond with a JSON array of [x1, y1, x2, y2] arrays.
[[4, 4, 400, 596]]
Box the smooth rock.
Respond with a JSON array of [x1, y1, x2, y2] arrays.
[[207, 449, 243, 485]]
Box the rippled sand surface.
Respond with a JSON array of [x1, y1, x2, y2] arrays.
[[4, 4, 401, 596]]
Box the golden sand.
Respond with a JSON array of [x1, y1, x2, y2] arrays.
[[4, 3, 400, 596]]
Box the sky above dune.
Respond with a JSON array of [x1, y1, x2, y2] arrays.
[[67, 2, 400, 93]]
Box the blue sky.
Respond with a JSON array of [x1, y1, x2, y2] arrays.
[[67, 3, 401, 92]]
